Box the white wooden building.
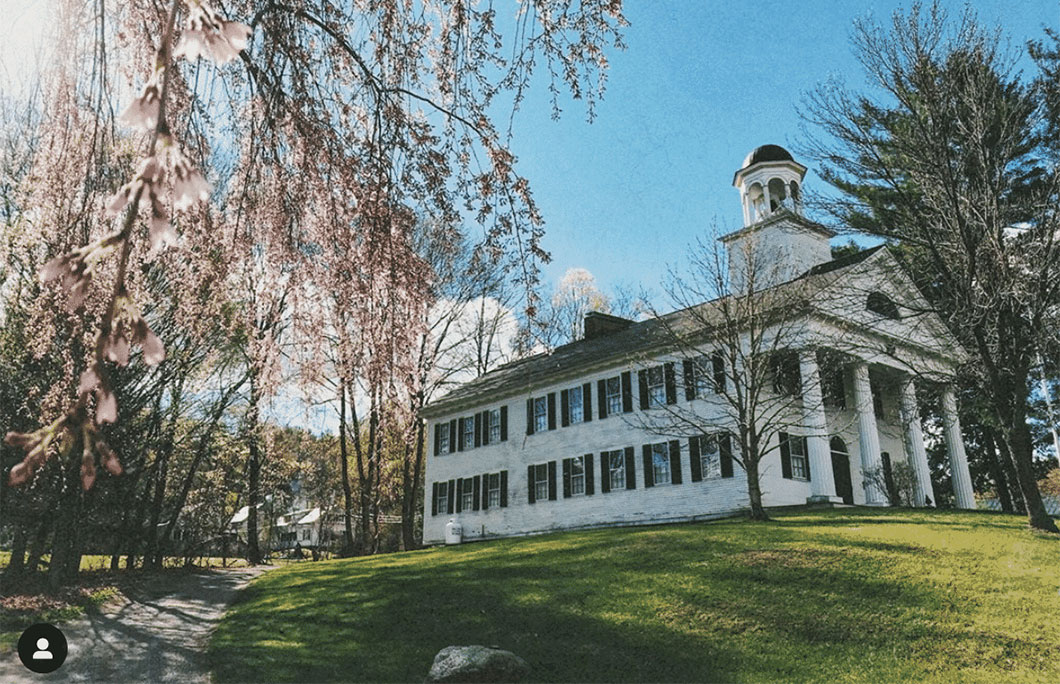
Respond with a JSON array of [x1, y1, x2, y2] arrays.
[[421, 145, 975, 545]]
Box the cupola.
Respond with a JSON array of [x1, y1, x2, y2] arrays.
[[720, 144, 834, 293]]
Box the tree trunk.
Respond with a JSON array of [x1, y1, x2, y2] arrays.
[[1002, 395, 1058, 532], [48, 457, 84, 591], [743, 432, 769, 521], [983, 426, 1013, 513], [401, 416, 425, 551], [4, 522, 28, 581], [246, 377, 263, 564], [25, 519, 50, 575], [338, 379, 355, 555]]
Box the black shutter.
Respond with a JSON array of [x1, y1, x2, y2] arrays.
[[449, 419, 457, 452], [665, 363, 677, 405], [642, 444, 654, 487], [720, 434, 734, 478], [669, 440, 682, 484], [597, 379, 607, 419], [689, 437, 702, 482], [562, 458, 572, 498], [683, 359, 696, 400], [434, 424, 441, 456], [600, 453, 611, 493], [638, 370, 649, 410], [432, 482, 439, 515], [624, 446, 636, 489], [473, 475, 481, 511], [500, 470, 508, 507], [547, 393, 557, 430], [713, 352, 726, 392], [583, 383, 593, 422], [447, 479, 455, 514], [805, 437, 812, 481], [548, 461, 558, 500], [780, 432, 792, 479], [481, 411, 489, 446], [455, 478, 464, 512], [561, 390, 570, 428], [500, 406, 508, 441], [481, 473, 489, 510], [526, 398, 534, 436], [457, 419, 466, 452], [474, 413, 482, 448], [527, 465, 536, 504], [585, 454, 595, 495], [622, 372, 633, 413]]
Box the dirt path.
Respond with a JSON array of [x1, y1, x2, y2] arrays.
[[1, 567, 266, 683]]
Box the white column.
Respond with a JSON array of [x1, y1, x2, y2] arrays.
[[941, 386, 976, 509], [762, 183, 772, 217], [898, 376, 935, 507], [852, 361, 888, 505], [799, 350, 840, 503], [741, 194, 751, 226]]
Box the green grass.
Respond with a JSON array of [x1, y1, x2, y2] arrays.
[[209, 508, 1060, 683]]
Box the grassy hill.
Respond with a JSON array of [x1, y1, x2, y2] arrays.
[[208, 508, 1060, 683]]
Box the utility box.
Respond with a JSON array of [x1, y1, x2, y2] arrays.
[[444, 519, 463, 545]]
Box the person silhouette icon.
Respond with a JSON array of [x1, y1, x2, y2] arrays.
[[33, 637, 53, 660]]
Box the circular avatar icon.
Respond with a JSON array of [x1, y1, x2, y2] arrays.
[[17, 623, 68, 674]]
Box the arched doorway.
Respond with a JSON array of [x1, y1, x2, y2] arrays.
[[830, 437, 854, 505]]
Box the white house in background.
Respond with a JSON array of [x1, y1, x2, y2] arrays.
[[420, 145, 976, 546]]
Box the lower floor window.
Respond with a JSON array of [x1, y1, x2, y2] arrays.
[[698, 434, 722, 479], [437, 481, 449, 513], [570, 455, 585, 495], [608, 450, 625, 490], [461, 479, 475, 510], [487, 473, 501, 508], [652, 443, 670, 484], [534, 463, 549, 501], [790, 435, 808, 479]]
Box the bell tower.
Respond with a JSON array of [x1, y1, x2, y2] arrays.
[[720, 144, 833, 293]]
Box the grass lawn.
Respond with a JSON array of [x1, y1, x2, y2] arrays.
[[210, 508, 1059, 683]]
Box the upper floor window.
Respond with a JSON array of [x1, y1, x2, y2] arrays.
[[438, 423, 451, 453], [646, 366, 666, 407], [568, 386, 583, 424], [819, 351, 846, 409], [867, 292, 901, 320], [487, 409, 501, 444], [534, 396, 548, 433], [605, 377, 622, 415], [771, 351, 801, 396], [462, 416, 475, 450]]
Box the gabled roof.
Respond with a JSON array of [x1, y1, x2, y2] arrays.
[[423, 246, 904, 419]]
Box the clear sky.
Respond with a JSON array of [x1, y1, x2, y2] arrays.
[[508, 0, 1058, 298]]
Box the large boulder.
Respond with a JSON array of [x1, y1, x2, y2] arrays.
[[426, 645, 530, 683]]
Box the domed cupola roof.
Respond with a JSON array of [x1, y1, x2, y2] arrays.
[[740, 144, 794, 170]]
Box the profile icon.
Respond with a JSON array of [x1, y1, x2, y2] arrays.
[[17, 623, 67, 673], [33, 637, 54, 660]]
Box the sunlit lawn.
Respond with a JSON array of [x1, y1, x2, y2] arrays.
[[209, 508, 1060, 683]]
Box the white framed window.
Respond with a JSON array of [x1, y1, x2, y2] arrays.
[[694, 357, 713, 397], [652, 442, 670, 484], [608, 450, 625, 490], [647, 366, 666, 407], [462, 416, 475, 449], [698, 434, 722, 479], [461, 479, 474, 510], [439, 423, 450, 453], [533, 463, 549, 501], [606, 377, 622, 415], [487, 473, 501, 508], [437, 481, 449, 513], [534, 397, 548, 432], [488, 408, 501, 443], [568, 386, 583, 424], [302, 529, 311, 541], [570, 455, 586, 495], [790, 436, 809, 479]]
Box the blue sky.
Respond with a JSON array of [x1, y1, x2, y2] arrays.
[[506, 0, 1058, 297]]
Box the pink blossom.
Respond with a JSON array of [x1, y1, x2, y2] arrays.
[[149, 214, 178, 251], [172, 167, 211, 211], [119, 71, 163, 131], [105, 187, 131, 216], [141, 327, 165, 365], [78, 365, 101, 395], [41, 254, 70, 282], [103, 324, 131, 366], [98, 440, 123, 476], [176, 3, 252, 65], [96, 388, 117, 424], [80, 459, 97, 490], [8, 462, 29, 486]]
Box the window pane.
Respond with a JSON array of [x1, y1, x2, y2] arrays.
[[489, 409, 501, 442], [535, 463, 549, 500], [440, 424, 450, 452], [648, 366, 666, 407], [569, 387, 583, 423], [463, 416, 475, 448], [606, 377, 622, 414], [609, 451, 625, 489], [700, 435, 721, 479], [652, 444, 670, 484], [535, 397, 548, 432], [487, 473, 500, 507]]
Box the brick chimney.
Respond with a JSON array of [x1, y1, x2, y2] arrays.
[[583, 311, 633, 340]]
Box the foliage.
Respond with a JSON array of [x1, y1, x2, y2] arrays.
[[210, 508, 1060, 683]]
